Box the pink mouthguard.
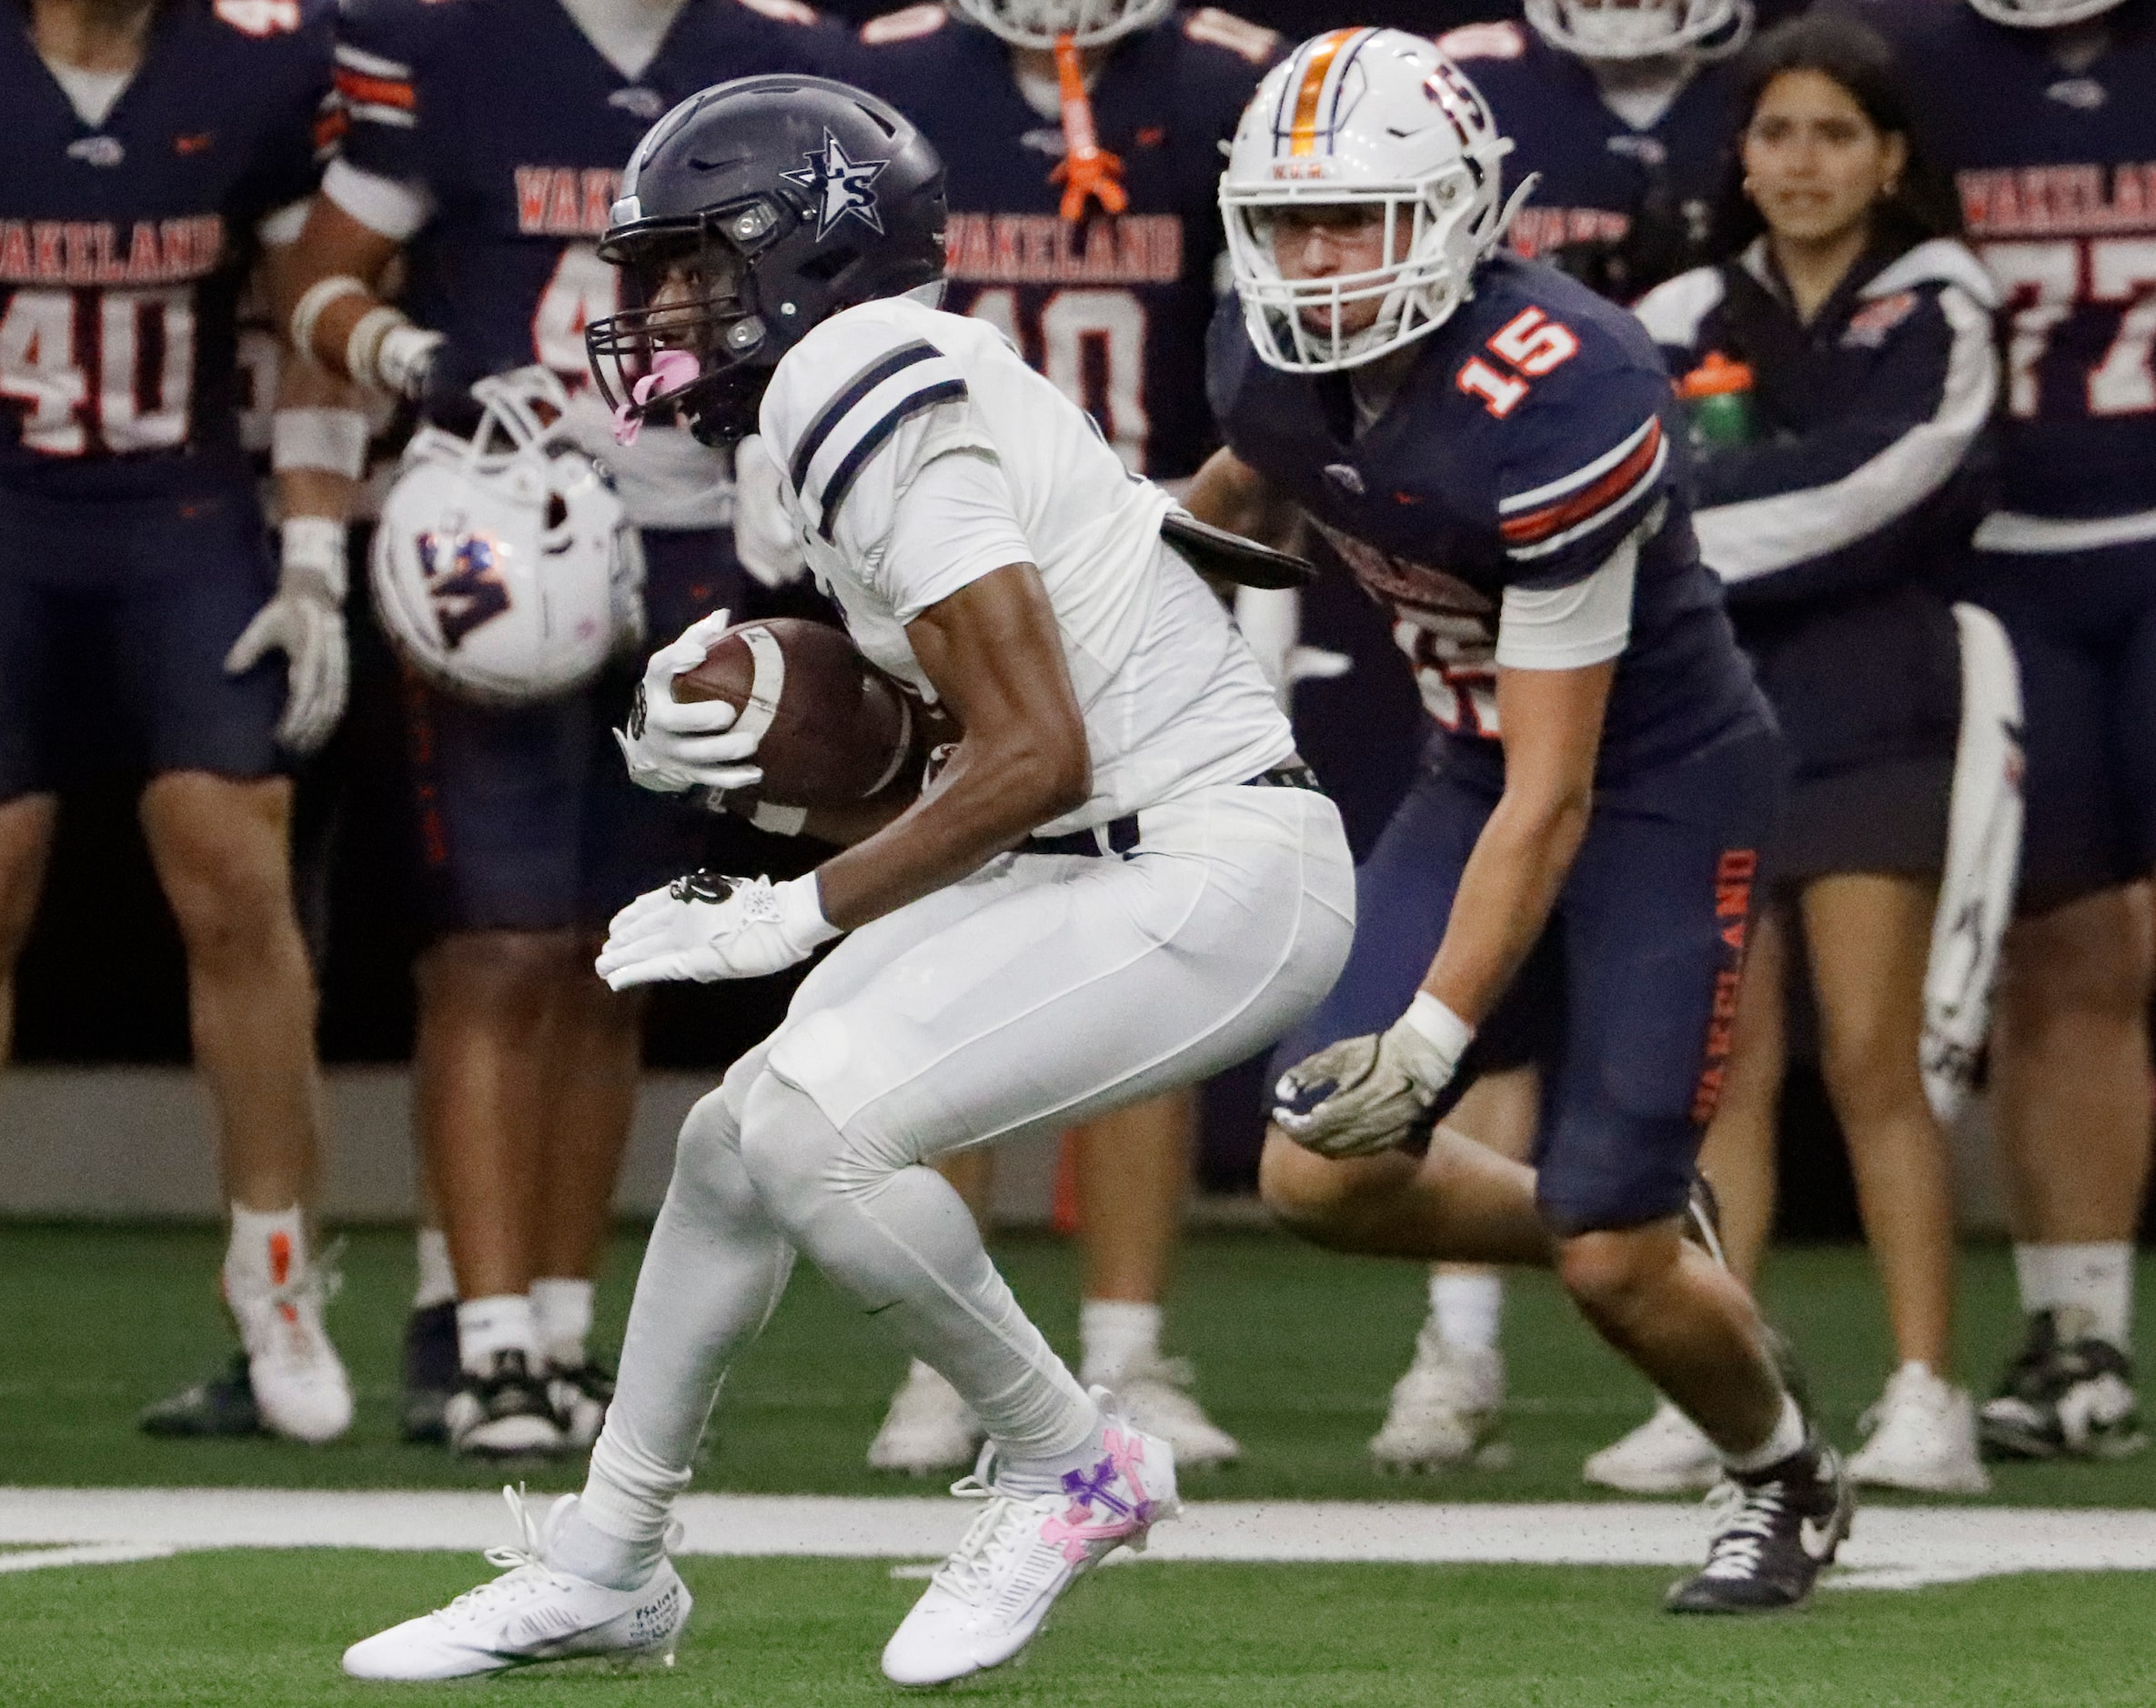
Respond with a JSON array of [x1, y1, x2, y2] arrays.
[[611, 349, 701, 447]]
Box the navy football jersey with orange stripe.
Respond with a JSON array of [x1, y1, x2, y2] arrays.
[[0, 0, 332, 500], [332, 0, 846, 400], [1436, 19, 1736, 272], [1209, 254, 1760, 785], [851, 5, 1281, 480], [1845, 0, 2156, 526]]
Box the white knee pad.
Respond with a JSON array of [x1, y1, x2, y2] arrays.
[[736, 1071, 859, 1233]]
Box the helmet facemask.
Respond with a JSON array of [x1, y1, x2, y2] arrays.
[[1963, 0, 2127, 27], [951, 0, 1174, 50], [1524, 0, 1750, 59]]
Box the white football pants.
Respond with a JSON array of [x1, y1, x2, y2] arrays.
[[583, 782, 1355, 1539]]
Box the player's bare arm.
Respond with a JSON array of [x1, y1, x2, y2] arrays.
[[816, 564, 1088, 929], [1183, 447, 1302, 552], [277, 197, 437, 397], [1422, 658, 1612, 1023]]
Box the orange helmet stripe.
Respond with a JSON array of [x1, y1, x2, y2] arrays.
[[1287, 28, 1358, 157]]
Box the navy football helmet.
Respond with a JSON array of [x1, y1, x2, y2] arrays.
[[588, 75, 947, 447]]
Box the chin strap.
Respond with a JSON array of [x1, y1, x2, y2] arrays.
[[1049, 32, 1128, 223]]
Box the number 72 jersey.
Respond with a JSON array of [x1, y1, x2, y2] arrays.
[[0, 0, 332, 500], [1849, 0, 2156, 533]]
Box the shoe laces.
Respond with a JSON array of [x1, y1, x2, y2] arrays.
[[929, 1476, 1058, 1610], [1696, 1478, 1788, 1582], [433, 1487, 569, 1624]]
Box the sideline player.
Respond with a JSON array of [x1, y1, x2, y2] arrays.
[[276, 0, 842, 1455], [340, 74, 1352, 1683], [1843, 0, 2151, 1462], [2, 0, 356, 1443], [845, 0, 1282, 1474], [1211, 30, 1849, 1612], [1365, 0, 1749, 1482]]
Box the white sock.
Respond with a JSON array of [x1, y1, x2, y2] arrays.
[[1719, 1393, 1807, 1476], [458, 1293, 539, 1372], [545, 1496, 666, 1592], [412, 1228, 457, 1311], [531, 1277, 596, 1370], [226, 1203, 307, 1297], [1430, 1270, 1503, 1352], [996, 1393, 1110, 1499], [1079, 1299, 1162, 1387], [2014, 1241, 2133, 1350]]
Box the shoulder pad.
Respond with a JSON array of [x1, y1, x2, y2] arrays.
[[1436, 20, 1527, 60], [1181, 7, 1279, 66], [860, 3, 944, 44]]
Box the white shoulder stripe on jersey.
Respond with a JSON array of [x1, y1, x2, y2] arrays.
[[1506, 434, 1668, 561], [1972, 507, 2156, 555], [1500, 415, 1658, 515], [347, 102, 416, 129], [1698, 286, 1995, 585], [333, 42, 412, 80]]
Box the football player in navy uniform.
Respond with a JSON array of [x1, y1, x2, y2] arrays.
[[1633, 14, 2002, 1496], [0, 0, 361, 1443], [1206, 31, 1849, 1612], [1841, 0, 2154, 1463], [277, 0, 846, 1456], [846, 0, 1281, 1474], [1442, 0, 1743, 302]]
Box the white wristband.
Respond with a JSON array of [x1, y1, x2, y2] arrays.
[[750, 799, 810, 837], [1402, 991, 1474, 1061], [376, 322, 443, 400], [344, 304, 407, 393], [280, 516, 349, 602], [272, 407, 370, 479], [289, 274, 371, 368], [777, 873, 841, 950]]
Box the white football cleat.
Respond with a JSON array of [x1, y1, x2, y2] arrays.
[[868, 1360, 983, 1475], [882, 1393, 1178, 1687], [227, 1248, 352, 1445], [1368, 1323, 1507, 1472], [1583, 1397, 1721, 1493], [342, 1489, 690, 1682], [1112, 1354, 1241, 1467], [1848, 1364, 1990, 1494]]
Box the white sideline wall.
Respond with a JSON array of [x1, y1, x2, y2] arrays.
[[0, 1066, 1063, 1226], [0, 1065, 2004, 1231]]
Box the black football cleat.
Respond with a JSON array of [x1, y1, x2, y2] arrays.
[[1980, 1308, 2145, 1462], [140, 1350, 264, 1438], [444, 1350, 564, 1458], [1666, 1435, 1853, 1614], [548, 1354, 618, 1451], [400, 1301, 461, 1445]]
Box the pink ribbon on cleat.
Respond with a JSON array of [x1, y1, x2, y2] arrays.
[[611, 349, 701, 446]]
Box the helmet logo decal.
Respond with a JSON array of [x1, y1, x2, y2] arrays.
[[417, 531, 512, 648], [781, 129, 889, 240]]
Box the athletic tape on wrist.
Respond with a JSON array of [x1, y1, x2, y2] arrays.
[[272, 407, 370, 479], [375, 322, 442, 400], [344, 304, 407, 395], [280, 516, 350, 602], [288, 274, 371, 369], [1403, 991, 1474, 1063]]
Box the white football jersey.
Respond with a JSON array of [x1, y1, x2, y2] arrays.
[[758, 295, 1294, 835]]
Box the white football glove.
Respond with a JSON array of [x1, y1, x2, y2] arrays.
[[594, 870, 839, 989], [225, 518, 349, 756], [733, 434, 809, 590], [611, 608, 764, 795], [1272, 994, 1474, 1159]]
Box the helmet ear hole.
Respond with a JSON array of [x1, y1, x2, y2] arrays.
[[545, 494, 569, 532]]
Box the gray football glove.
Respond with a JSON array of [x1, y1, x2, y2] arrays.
[[1273, 996, 1472, 1159]]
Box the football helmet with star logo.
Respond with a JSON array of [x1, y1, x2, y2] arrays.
[[587, 75, 947, 447]]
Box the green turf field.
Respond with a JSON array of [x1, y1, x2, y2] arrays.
[[3, 1225, 2154, 1706]]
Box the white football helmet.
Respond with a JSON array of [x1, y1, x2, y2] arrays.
[[1222, 30, 1525, 373], [372, 367, 646, 708], [950, 0, 1172, 49], [1525, 0, 1748, 60], [1964, 0, 2124, 27]]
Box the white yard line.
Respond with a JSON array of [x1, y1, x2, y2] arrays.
[[1, 1488, 2152, 1589]]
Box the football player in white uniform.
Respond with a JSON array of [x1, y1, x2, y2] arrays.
[[339, 74, 1353, 1686]]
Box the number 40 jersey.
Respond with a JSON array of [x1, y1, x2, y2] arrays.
[[0, 0, 332, 501], [850, 5, 1281, 482]]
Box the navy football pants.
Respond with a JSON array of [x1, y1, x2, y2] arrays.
[[1270, 723, 1784, 1235]]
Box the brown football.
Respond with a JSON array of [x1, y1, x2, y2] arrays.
[[670, 617, 918, 809]]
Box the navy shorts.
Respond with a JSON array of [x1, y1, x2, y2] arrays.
[[1270, 721, 1785, 1235], [0, 483, 282, 802], [401, 527, 770, 935], [1959, 539, 2156, 911]]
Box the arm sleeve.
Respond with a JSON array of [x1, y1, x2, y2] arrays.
[[321, 156, 434, 241], [1495, 530, 1638, 670], [1692, 286, 1997, 605]]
